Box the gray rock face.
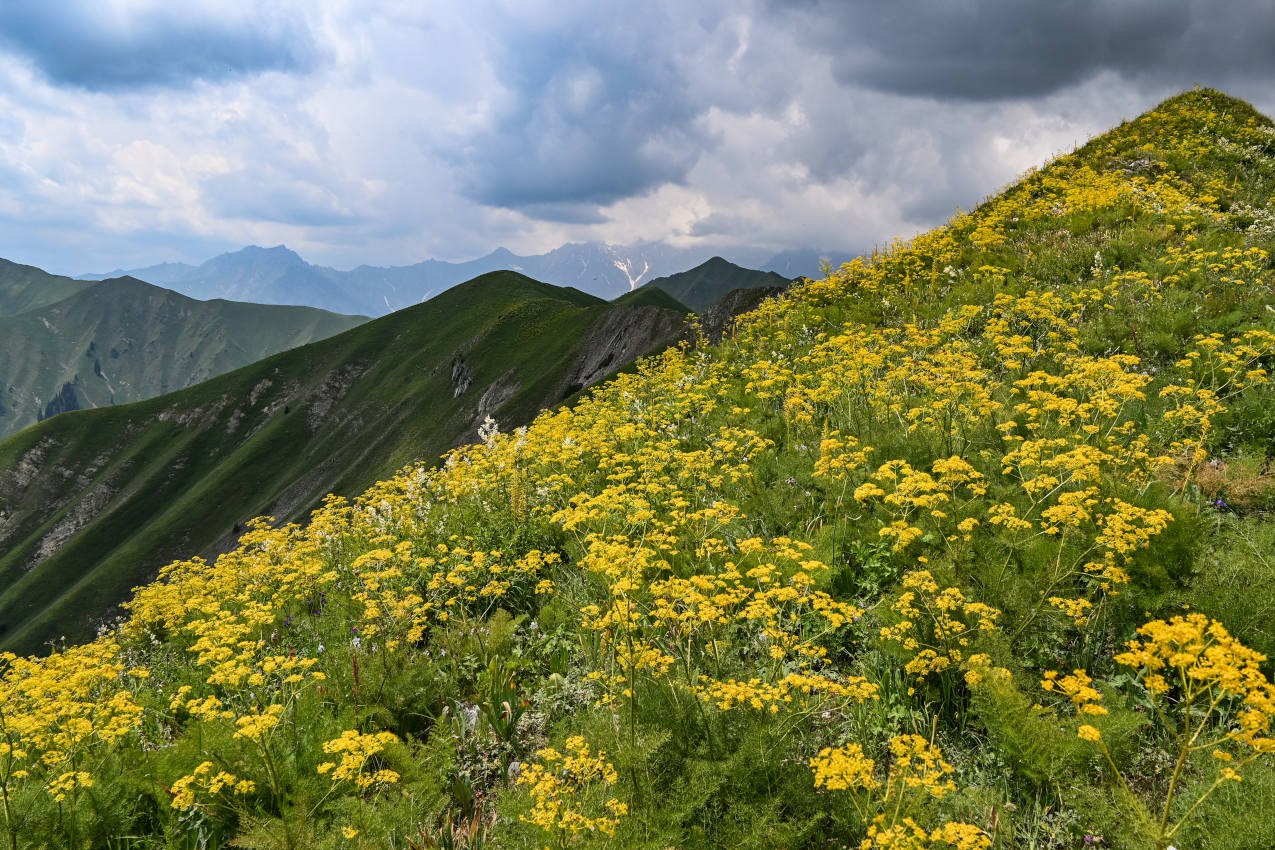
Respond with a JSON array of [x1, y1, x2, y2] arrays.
[[39, 381, 81, 421], [556, 305, 686, 399], [450, 356, 473, 397]]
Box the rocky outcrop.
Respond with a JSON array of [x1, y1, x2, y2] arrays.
[[38, 381, 81, 421], [306, 363, 369, 431], [555, 305, 686, 400], [451, 356, 474, 397], [32, 477, 119, 568], [477, 369, 518, 419]]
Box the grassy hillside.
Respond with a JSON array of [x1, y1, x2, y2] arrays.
[[4, 90, 1275, 850], [0, 276, 367, 437], [634, 256, 789, 311], [0, 257, 94, 317], [0, 272, 685, 657]]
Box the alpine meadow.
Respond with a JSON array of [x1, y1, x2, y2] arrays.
[[7, 88, 1275, 850]]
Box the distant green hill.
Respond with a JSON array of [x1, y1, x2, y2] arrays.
[[0, 271, 686, 654], [611, 285, 691, 312], [633, 256, 789, 312], [0, 275, 367, 438], [0, 257, 94, 317]]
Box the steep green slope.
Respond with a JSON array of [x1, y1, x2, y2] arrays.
[[0, 271, 685, 654], [0, 276, 368, 437], [633, 256, 789, 311], [0, 257, 93, 317], [7, 91, 1275, 850]]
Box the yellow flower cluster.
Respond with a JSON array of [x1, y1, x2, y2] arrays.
[[317, 730, 401, 789], [1048, 614, 1275, 846], [0, 640, 142, 811], [348, 542, 562, 643], [1161, 243, 1270, 290], [1040, 669, 1108, 716], [234, 704, 286, 741], [697, 672, 879, 712], [887, 734, 958, 799], [812, 733, 986, 849], [861, 815, 992, 850], [518, 736, 627, 839], [879, 571, 1000, 681], [810, 742, 877, 791], [811, 734, 954, 798], [577, 532, 874, 713], [1114, 614, 1275, 754], [46, 770, 93, 804], [170, 761, 255, 810]]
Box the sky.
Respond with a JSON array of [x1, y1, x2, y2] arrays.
[[1, 0, 1273, 276]]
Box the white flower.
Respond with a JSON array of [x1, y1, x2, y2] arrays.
[[478, 416, 499, 445]]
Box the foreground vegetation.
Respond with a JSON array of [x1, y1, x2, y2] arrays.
[[4, 89, 1275, 848]]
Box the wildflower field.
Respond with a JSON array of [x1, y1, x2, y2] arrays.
[[4, 89, 1275, 848]]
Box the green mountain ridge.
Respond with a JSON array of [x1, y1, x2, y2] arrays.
[[634, 255, 790, 312], [0, 270, 687, 655], [610, 285, 691, 312], [0, 257, 94, 317], [0, 273, 368, 438]]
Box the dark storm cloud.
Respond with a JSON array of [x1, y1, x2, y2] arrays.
[[515, 202, 610, 225], [780, 0, 1275, 101], [457, 11, 710, 210], [0, 2, 318, 91], [8, 0, 1275, 276]]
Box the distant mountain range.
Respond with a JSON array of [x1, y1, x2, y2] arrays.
[[0, 270, 700, 654], [0, 268, 366, 439], [80, 242, 853, 316]]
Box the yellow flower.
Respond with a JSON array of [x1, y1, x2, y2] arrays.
[[810, 743, 878, 791]]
